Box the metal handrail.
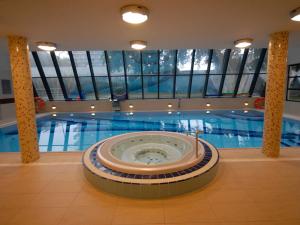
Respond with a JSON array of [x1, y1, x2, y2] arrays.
[[185, 130, 203, 158]]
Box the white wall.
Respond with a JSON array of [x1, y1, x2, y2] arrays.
[[0, 37, 16, 121], [284, 31, 300, 117]]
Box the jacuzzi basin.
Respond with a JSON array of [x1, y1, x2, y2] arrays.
[[97, 131, 204, 175]]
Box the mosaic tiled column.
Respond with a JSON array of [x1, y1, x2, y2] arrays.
[[8, 36, 40, 163], [262, 31, 289, 158]]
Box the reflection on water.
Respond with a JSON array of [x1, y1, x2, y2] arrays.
[[0, 110, 299, 152]]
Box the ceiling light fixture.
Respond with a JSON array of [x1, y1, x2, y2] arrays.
[[234, 38, 253, 48], [90, 105, 95, 109], [168, 103, 172, 108], [130, 40, 147, 50], [206, 103, 211, 107], [129, 104, 134, 109], [290, 7, 300, 21], [51, 106, 56, 110], [121, 5, 149, 24], [244, 102, 249, 106], [36, 41, 57, 51]]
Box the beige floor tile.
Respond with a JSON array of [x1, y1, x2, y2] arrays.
[[9, 207, 67, 225], [41, 180, 83, 193], [112, 203, 164, 225], [0, 194, 35, 209], [59, 206, 115, 225], [164, 201, 218, 223], [211, 202, 270, 222], [0, 208, 20, 224], [27, 193, 78, 208]]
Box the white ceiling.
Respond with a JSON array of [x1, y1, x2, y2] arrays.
[[0, 0, 300, 50]]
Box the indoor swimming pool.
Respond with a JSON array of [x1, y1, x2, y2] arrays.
[[0, 110, 299, 152]]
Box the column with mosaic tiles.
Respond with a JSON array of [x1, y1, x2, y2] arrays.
[[262, 31, 289, 157], [8, 36, 40, 163]]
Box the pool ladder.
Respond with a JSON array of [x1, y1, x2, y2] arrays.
[[186, 130, 203, 158]]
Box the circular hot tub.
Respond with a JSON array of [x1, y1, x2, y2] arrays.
[[83, 131, 219, 198], [97, 132, 204, 175]]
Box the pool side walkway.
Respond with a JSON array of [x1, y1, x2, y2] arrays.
[[0, 148, 300, 225]]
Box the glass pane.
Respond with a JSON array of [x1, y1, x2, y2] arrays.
[[289, 64, 300, 77], [127, 76, 142, 99], [159, 76, 173, 98], [72, 51, 91, 76], [193, 49, 209, 74], [142, 51, 158, 75], [210, 49, 225, 74], [237, 75, 254, 95], [260, 52, 268, 73], [227, 49, 244, 74], [175, 76, 189, 98], [125, 51, 141, 75], [95, 77, 111, 99], [160, 50, 176, 75], [90, 51, 107, 76], [111, 76, 126, 98], [32, 77, 48, 100], [253, 74, 266, 97], [62, 77, 79, 100], [288, 90, 300, 101], [107, 51, 124, 76], [144, 76, 158, 98], [222, 75, 238, 96], [29, 53, 40, 78], [289, 77, 300, 89], [79, 77, 96, 100], [46, 77, 64, 100], [206, 75, 222, 96], [177, 49, 193, 75], [37, 51, 57, 77], [55, 51, 74, 76], [244, 49, 261, 73], [191, 75, 205, 98]]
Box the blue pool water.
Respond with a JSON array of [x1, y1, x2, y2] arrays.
[[0, 110, 300, 152]]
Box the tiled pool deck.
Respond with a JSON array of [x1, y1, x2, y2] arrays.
[[0, 147, 300, 225]]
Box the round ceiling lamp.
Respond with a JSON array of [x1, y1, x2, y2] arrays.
[[121, 5, 149, 24], [36, 42, 57, 51], [130, 40, 147, 50], [234, 38, 253, 48], [290, 7, 300, 21]]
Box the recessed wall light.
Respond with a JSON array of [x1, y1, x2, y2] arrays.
[[51, 106, 56, 110], [244, 110, 248, 113], [129, 112, 134, 115], [168, 103, 172, 108], [130, 40, 147, 50], [121, 5, 149, 24], [206, 110, 210, 114], [244, 102, 249, 106], [91, 113, 96, 116], [168, 111, 172, 114], [129, 104, 134, 109], [90, 105, 95, 109], [36, 42, 57, 51], [234, 38, 253, 48], [206, 103, 211, 107], [290, 7, 300, 21], [52, 113, 57, 117]]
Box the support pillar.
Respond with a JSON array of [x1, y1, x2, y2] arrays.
[[262, 31, 289, 157], [8, 36, 40, 163]]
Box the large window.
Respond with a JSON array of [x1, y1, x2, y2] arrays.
[[29, 48, 267, 101], [287, 64, 300, 102]]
